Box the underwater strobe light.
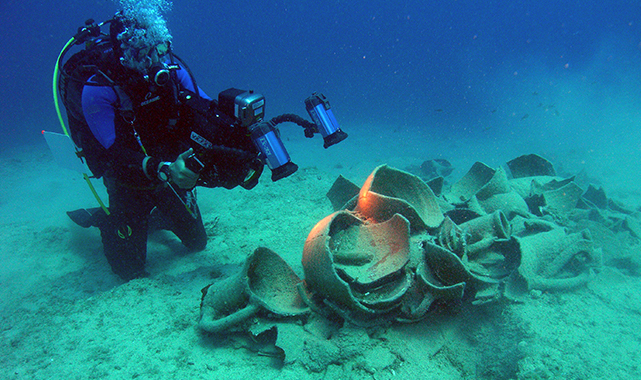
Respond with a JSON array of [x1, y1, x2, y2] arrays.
[[218, 88, 347, 182], [249, 120, 298, 181], [305, 92, 348, 148]]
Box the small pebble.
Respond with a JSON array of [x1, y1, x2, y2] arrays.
[[530, 289, 543, 299]]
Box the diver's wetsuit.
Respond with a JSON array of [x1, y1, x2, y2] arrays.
[[82, 64, 210, 280]]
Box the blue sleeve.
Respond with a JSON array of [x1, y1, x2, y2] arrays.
[[176, 66, 212, 100], [82, 80, 157, 183], [82, 81, 118, 149], [81, 67, 211, 152]]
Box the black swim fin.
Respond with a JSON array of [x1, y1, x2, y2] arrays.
[[67, 207, 106, 228]]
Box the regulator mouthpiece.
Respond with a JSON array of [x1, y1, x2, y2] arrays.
[[147, 63, 171, 86]]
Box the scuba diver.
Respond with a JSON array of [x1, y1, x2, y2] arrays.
[[61, 9, 212, 280], [56, 3, 347, 281]]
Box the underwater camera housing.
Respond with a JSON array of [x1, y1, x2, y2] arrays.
[[217, 88, 295, 180], [218, 88, 265, 127], [186, 87, 347, 187], [217, 88, 297, 181]]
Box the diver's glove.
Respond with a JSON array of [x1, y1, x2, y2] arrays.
[[157, 148, 200, 189]]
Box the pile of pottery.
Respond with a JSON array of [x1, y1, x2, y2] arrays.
[[300, 154, 605, 325], [199, 154, 615, 331], [300, 164, 523, 325], [301, 165, 446, 324]]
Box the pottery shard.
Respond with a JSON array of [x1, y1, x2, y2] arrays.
[[248, 247, 309, 316], [543, 182, 584, 217], [420, 158, 454, 179], [331, 214, 410, 288], [516, 228, 601, 291], [449, 162, 497, 202], [475, 166, 511, 201], [327, 175, 361, 211], [507, 154, 556, 179], [447, 163, 511, 203], [356, 165, 444, 229], [582, 184, 608, 209]]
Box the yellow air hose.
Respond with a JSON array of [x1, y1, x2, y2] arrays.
[[53, 36, 110, 215], [53, 37, 75, 137]]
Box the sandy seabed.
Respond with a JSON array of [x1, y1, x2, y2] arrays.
[[1, 128, 641, 380]]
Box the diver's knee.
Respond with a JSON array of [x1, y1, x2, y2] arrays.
[[184, 234, 207, 252], [190, 238, 207, 252]]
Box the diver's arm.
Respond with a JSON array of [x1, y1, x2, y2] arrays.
[[175, 66, 212, 100], [82, 84, 161, 183], [81, 84, 118, 149]]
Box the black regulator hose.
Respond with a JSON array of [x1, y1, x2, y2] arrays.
[[269, 113, 319, 138], [172, 53, 199, 98]]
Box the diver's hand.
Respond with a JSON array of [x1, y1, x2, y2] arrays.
[[169, 148, 199, 189]]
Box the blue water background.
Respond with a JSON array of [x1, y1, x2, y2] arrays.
[[1, 0, 641, 175]]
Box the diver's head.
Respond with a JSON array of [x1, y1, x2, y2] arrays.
[[109, 1, 173, 75]]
